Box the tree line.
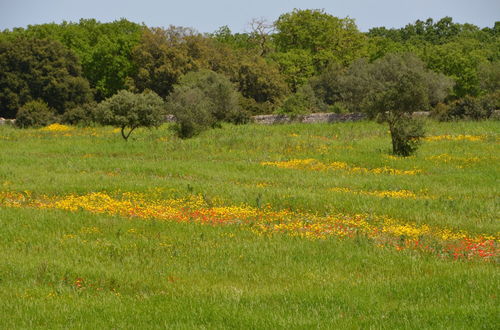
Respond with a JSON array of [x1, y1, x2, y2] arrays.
[[0, 9, 498, 154]]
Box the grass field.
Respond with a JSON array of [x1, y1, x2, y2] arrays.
[[0, 120, 498, 328]]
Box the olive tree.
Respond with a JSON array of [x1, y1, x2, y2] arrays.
[[167, 70, 244, 138], [337, 53, 453, 156], [96, 90, 165, 140]]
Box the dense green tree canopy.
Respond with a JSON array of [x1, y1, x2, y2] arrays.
[[0, 11, 497, 124], [1, 19, 142, 100], [130, 27, 197, 98], [0, 37, 92, 119], [274, 9, 367, 68]]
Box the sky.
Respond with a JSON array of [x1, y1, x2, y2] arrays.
[[0, 0, 498, 33]]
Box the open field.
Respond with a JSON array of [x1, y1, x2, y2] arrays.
[[0, 120, 499, 328]]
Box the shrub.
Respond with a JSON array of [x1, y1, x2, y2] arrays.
[[336, 53, 452, 156], [389, 115, 425, 157], [328, 102, 349, 114], [238, 97, 274, 116], [449, 96, 490, 120], [95, 90, 165, 140], [479, 94, 498, 118], [15, 100, 56, 128], [167, 70, 247, 138], [277, 94, 310, 118], [168, 87, 215, 139], [61, 102, 98, 126], [277, 84, 326, 118], [431, 102, 452, 121], [178, 70, 243, 123]]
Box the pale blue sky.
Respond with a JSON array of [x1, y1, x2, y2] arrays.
[[0, 0, 498, 33]]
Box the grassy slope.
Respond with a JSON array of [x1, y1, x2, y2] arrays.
[[0, 120, 498, 328]]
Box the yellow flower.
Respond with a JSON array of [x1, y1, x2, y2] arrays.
[[40, 123, 72, 132]]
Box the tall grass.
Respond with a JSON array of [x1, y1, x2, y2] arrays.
[[0, 120, 498, 328]]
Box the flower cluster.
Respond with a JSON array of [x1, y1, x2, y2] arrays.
[[0, 190, 497, 261], [40, 123, 73, 132], [423, 134, 485, 142], [426, 154, 481, 164], [261, 159, 422, 176], [329, 187, 431, 199]]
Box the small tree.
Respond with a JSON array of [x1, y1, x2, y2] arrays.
[[338, 53, 453, 156], [277, 84, 326, 118], [15, 100, 56, 128], [167, 86, 215, 139], [178, 70, 241, 123], [167, 70, 246, 138], [96, 90, 165, 140]]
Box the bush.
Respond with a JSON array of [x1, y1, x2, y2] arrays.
[[178, 70, 243, 123], [15, 100, 56, 128], [61, 102, 97, 126], [238, 97, 275, 116], [337, 53, 452, 156], [432, 94, 497, 121], [328, 102, 349, 114], [389, 115, 425, 157], [431, 102, 452, 121], [167, 70, 248, 138], [277, 84, 326, 118], [168, 87, 215, 139], [277, 94, 310, 118], [449, 96, 490, 120], [95, 90, 165, 140], [479, 94, 498, 118]]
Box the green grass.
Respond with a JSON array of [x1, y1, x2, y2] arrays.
[[0, 120, 499, 328]]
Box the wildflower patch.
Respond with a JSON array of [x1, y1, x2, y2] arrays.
[[261, 159, 422, 175], [0, 190, 496, 262]]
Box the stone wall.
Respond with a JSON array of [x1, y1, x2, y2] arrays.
[[251, 112, 367, 125], [0, 118, 16, 125]]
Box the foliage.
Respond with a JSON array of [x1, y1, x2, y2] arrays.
[[178, 70, 243, 123], [236, 55, 289, 105], [368, 54, 452, 155], [368, 17, 499, 98], [308, 63, 347, 106], [0, 13, 497, 126], [478, 61, 500, 94], [167, 86, 215, 138], [15, 100, 56, 128], [131, 27, 198, 98], [273, 9, 367, 68], [388, 115, 425, 156], [431, 102, 452, 121], [269, 49, 315, 92], [417, 40, 489, 98], [277, 85, 326, 117], [1, 19, 143, 100], [210, 26, 254, 50], [448, 96, 493, 120], [367, 17, 494, 45], [323, 53, 453, 156], [61, 102, 98, 126], [95, 90, 165, 140], [0, 37, 92, 119], [167, 70, 245, 138], [238, 96, 275, 116]]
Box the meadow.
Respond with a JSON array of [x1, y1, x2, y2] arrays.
[[0, 120, 498, 328]]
